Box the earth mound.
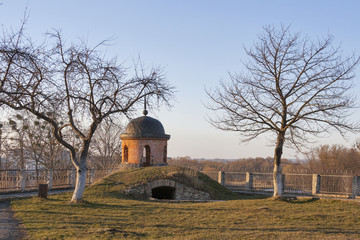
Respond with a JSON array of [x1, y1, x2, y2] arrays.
[[86, 166, 239, 200]]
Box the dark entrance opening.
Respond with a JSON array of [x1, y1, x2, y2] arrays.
[[142, 145, 151, 167], [123, 145, 128, 162], [151, 186, 176, 200]]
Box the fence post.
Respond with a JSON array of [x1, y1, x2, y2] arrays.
[[18, 170, 26, 192], [312, 174, 321, 195], [352, 176, 360, 198], [218, 171, 225, 186], [47, 169, 53, 190], [68, 169, 72, 187], [90, 168, 95, 184], [282, 174, 286, 193], [246, 172, 253, 190], [38, 184, 48, 199]]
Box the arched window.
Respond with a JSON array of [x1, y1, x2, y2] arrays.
[[143, 145, 151, 166], [123, 145, 128, 163], [163, 145, 167, 163]]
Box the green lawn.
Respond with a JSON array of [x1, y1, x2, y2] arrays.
[[11, 193, 360, 239]]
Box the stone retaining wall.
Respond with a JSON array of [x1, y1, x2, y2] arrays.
[[123, 179, 211, 200]]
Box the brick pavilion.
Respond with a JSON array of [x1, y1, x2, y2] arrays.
[[120, 109, 170, 168]]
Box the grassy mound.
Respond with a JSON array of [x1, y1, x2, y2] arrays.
[[86, 166, 240, 200]]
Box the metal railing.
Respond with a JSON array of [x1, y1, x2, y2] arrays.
[[283, 173, 312, 195], [319, 174, 354, 195], [2, 168, 359, 198], [0, 168, 114, 193], [202, 170, 360, 198]]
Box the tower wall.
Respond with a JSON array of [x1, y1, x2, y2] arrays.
[[122, 139, 168, 166]]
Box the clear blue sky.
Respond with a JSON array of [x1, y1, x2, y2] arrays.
[[1, 0, 359, 159]]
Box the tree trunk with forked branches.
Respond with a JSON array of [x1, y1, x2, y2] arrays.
[[207, 25, 360, 197], [0, 26, 174, 202]]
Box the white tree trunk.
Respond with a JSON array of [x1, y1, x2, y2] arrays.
[[273, 164, 283, 197], [71, 168, 87, 202], [273, 131, 285, 198]]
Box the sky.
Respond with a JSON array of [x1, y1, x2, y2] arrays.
[[0, 0, 359, 160]]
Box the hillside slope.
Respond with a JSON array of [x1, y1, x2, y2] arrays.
[[86, 166, 240, 200]]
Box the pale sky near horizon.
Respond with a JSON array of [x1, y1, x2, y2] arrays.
[[0, 1, 359, 160]]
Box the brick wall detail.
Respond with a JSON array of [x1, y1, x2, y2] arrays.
[[122, 139, 168, 165]]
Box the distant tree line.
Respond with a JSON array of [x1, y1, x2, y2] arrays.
[[306, 144, 360, 174], [0, 111, 122, 171], [168, 143, 360, 175]]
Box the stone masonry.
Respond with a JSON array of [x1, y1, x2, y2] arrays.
[[123, 179, 211, 200]]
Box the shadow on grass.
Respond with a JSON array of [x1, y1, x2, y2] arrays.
[[274, 197, 320, 204], [223, 226, 359, 235], [24, 223, 148, 238], [219, 227, 360, 235], [145, 223, 360, 235], [66, 199, 134, 211], [235, 193, 270, 200]]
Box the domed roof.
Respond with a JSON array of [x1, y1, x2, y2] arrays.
[[120, 115, 170, 140]]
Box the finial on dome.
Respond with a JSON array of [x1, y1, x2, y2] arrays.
[[143, 94, 148, 116]]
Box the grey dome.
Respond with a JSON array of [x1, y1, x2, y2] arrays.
[[120, 116, 170, 139]]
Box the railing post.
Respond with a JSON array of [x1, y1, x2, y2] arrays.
[[68, 169, 72, 187], [246, 172, 253, 190], [281, 174, 286, 193], [352, 176, 360, 198], [312, 174, 321, 195], [18, 170, 26, 192], [90, 168, 96, 184], [38, 184, 48, 199], [47, 169, 53, 190], [218, 171, 225, 186]]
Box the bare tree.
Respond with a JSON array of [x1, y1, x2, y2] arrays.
[[7, 114, 28, 169], [1, 111, 71, 172], [88, 118, 122, 169], [354, 139, 360, 152], [0, 26, 174, 202], [306, 145, 360, 174], [206, 25, 360, 197], [0, 122, 3, 168], [25, 114, 71, 170], [0, 117, 29, 169]]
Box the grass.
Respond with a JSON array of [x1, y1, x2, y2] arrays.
[[9, 166, 360, 239], [86, 166, 240, 200]]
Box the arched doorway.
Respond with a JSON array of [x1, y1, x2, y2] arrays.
[[152, 186, 176, 199], [143, 145, 151, 167], [123, 145, 128, 162]]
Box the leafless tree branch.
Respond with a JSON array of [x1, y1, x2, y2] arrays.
[[206, 24, 360, 197], [0, 24, 175, 202]]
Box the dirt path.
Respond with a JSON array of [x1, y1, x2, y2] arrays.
[[0, 201, 26, 240]]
